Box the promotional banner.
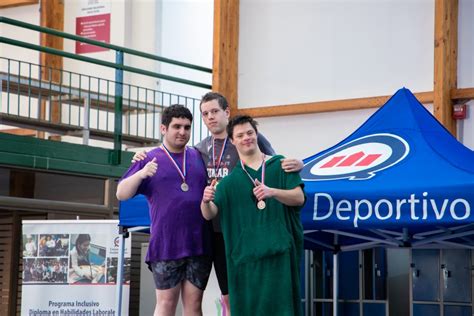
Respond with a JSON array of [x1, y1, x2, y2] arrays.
[[301, 88, 474, 232], [21, 220, 131, 316], [75, 0, 111, 54]]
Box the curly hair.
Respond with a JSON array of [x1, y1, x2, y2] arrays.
[[161, 104, 193, 127]]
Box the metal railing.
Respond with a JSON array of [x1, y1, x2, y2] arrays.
[[0, 16, 211, 164]]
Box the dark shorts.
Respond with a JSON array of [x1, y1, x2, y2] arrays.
[[213, 232, 229, 295], [150, 255, 212, 291]]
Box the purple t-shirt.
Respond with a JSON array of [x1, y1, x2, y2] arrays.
[[120, 146, 211, 262]]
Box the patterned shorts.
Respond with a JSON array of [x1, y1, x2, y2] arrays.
[[150, 256, 212, 290]]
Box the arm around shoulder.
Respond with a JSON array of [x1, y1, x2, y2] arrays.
[[280, 158, 304, 173]]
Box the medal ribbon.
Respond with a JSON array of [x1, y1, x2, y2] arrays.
[[239, 154, 266, 188], [161, 144, 187, 183], [212, 137, 228, 179]]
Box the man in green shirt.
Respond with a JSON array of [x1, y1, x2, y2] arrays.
[[201, 115, 305, 316]]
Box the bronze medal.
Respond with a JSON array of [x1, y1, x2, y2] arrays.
[[241, 154, 268, 212], [161, 145, 189, 193]]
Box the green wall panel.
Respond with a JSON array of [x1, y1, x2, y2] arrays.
[[0, 133, 134, 177]]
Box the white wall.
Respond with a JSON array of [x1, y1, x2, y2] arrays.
[[0, 4, 40, 67], [63, 0, 126, 83], [458, 0, 474, 89], [0, 1, 212, 147], [457, 0, 474, 148], [158, 0, 213, 99], [0, 4, 41, 132], [258, 108, 377, 159], [238, 0, 434, 107], [237, 0, 473, 155], [66, 0, 213, 98]]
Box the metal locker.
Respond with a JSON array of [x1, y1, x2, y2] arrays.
[[442, 249, 471, 303], [412, 249, 440, 302], [443, 305, 471, 316], [339, 251, 359, 300]]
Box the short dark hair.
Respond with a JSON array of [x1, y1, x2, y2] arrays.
[[227, 115, 258, 140], [161, 104, 193, 127], [200, 92, 229, 111]]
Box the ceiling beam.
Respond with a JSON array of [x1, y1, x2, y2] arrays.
[[452, 87, 474, 100], [433, 0, 458, 136], [236, 88, 474, 118], [0, 128, 37, 136], [213, 0, 470, 122], [238, 91, 435, 118], [212, 0, 239, 115], [38, 0, 64, 139], [0, 0, 38, 9], [39, 0, 64, 82]]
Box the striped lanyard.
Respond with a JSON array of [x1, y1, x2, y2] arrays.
[[212, 137, 228, 180], [240, 154, 266, 187], [161, 144, 187, 185]]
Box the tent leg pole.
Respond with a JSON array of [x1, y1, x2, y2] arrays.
[[333, 252, 338, 316], [115, 227, 126, 316]]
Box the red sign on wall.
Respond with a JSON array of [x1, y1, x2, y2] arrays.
[[75, 13, 111, 54]]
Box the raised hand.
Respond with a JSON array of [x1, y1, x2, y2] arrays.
[[253, 179, 273, 201], [202, 179, 217, 203], [280, 158, 304, 172], [132, 150, 147, 163], [139, 157, 158, 179]]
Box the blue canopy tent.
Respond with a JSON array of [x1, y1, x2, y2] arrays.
[[301, 88, 474, 251], [300, 88, 474, 314], [116, 88, 474, 315], [119, 194, 150, 230]]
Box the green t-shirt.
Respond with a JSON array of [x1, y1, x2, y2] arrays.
[[214, 154, 305, 316]]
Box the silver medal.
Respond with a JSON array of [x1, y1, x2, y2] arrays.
[[257, 200, 266, 210], [181, 182, 189, 192]]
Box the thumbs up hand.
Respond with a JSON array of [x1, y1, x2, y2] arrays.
[[253, 179, 273, 201], [202, 179, 217, 203], [139, 157, 158, 179]]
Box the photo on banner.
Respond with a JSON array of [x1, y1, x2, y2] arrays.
[[21, 220, 131, 316]]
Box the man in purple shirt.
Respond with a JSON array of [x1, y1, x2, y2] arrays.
[[117, 104, 212, 316]]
